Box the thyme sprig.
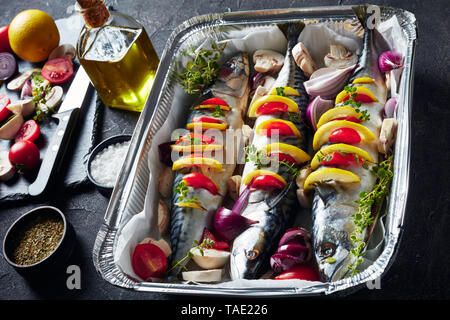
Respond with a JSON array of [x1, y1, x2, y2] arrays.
[[212, 105, 225, 117], [31, 74, 54, 122], [178, 42, 226, 95], [343, 85, 370, 122], [173, 180, 203, 207], [168, 238, 215, 273], [347, 155, 394, 276]]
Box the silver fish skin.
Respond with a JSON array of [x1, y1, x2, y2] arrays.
[[169, 53, 250, 277], [312, 6, 388, 282], [230, 23, 310, 280]]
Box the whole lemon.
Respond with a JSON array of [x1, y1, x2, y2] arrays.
[[9, 9, 60, 63]]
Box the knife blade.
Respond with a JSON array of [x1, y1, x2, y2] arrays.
[[28, 66, 91, 196]]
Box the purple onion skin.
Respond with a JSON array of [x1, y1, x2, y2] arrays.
[[20, 80, 33, 100], [383, 97, 398, 119], [158, 141, 175, 166], [270, 253, 303, 274], [278, 227, 310, 247], [213, 207, 258, 242], [275, 244, 309, 262], [231, 179, 253, 214], [251, 72, 264, 90], [378, 51, 403, 73]]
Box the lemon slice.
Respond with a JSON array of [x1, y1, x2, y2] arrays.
[[269, 86, 301, 96], [248, 95, 299, 118], [335, 86, 378, 105], [352, 77, 375, 84], [174, 202, 206, 211], [194, 105, 231, 111], [303, 167, 360, 189], [316, 106, 363, 129], [255, 119, 302, 138], [186, 123, 228, 131], [242, 169, 287, 186], [310, 143, 374, 170], [172, 156, 223, 172], [171, 144, 223, 152], [260, 143, 311, 164], [313, 120, 375, 150]]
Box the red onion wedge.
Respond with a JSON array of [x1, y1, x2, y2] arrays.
[[306, 96, 334, 131], [378, 51, 404, 73], [383, 97, 398, 119], [0, 52, 16, 81], [304, 64, 357, 99], [270, 253, 304, 274], [213, 207, 258, 242], [278, 227, 310, 247]]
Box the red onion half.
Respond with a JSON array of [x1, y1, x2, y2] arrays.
[[213, 207, 258, 242], [0, 52, 16, 81], [378, 51, 404, 73]]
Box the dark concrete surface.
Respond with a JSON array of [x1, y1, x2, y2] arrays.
[[0, 0, 449, 303]]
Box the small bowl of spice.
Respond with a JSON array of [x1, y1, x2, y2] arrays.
[[87, 134, 132, 195], [2, 206, 76, 276]]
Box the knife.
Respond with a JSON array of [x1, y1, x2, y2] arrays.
[[28, 66, 91, 196]]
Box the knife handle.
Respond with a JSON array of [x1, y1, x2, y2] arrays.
[[28, 108, 80, 197]]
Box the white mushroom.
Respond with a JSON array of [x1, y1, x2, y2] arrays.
[[292, 42, 317, 77], [324, 44, 358, 69], [226, 175, 242, 201], [190, 248, 231, 269], [7, 70, 35, 91], [253, 49, 285, 73], [158, 199, 170, 235], [44, 86, 64, 109], [182, 269, 224, 283], [158, 166, 173, 198], [0, 151, 15, 181], [48, 44, 76, 61], [378, 118, 397, 154]]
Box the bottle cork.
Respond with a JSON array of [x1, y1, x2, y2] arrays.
[[77, 0, 110, 28]]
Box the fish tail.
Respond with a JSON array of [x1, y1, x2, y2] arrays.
[[279, 22, 305, 47]]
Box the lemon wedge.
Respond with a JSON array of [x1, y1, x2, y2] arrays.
[[316, 106, 363, 129], [259, 143, 311, 164], [303, 167, 360, 189]]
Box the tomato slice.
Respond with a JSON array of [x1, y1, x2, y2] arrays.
[[270, 152, 297, 165], [252, 174, 286, 191], [175, 133, 215, 145], [328, 127, 361, 145], [274, 265, 320, 281], [0, 93, 11, 123], [15, 120, 40, 142], [8, 140, 40, 171], [131, 243, 167, 280], [264, 121, 296, 137], [192, 117, 222, 124], [320, 152, 362, 167], [256, 101, 289, 115], [200, 227, 230, 250], [41, 57, 74, 84], [182, 172, 219, 195], [200, 97, 229, 107]]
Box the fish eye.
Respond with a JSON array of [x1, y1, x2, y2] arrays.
[[245, 249, 260, 260], [320, 242, 336, 258]]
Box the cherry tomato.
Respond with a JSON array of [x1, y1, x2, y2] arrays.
[[182, 172, 219, 195], [200, 97, 229, 107], [328, 127, 361, 145], [15, 120, 41, 142], [333, 116, 361, 123], [200, 227, 230, 250], [0, 25, 11, 52], [270, 152, 297, 165], [8, 140, 40, 171], [264, 121, 295, 137], [0, 93, 11, 123], [252, 175, 286, 191], [41, 57, 74, 84], [321, 152, 362, 167], [257, 101, 288, 115], [274, 265, 320, 281], [176, 133, 215, 145], [131, 243, 167, 280], [192, 117, 222, 124]]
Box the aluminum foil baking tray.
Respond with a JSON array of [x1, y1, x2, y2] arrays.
[[92, 5, 417, 297]]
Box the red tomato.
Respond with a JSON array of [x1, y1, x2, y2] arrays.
[[131, 243, 167, 280], [182, 172, 219, 195], [0, 25, 11, 52], [321, 152, 362, 167], [328, 127, 361, 145], [0, 93, 11, 123], [264, 122, 295, 137], [15, 120, 41, 142], [192, 117, 222, 124], [8, 140, 40, 171], [343, 93, 374, 103], [270, 152, 297, 165], [176, 133, 215, 145], [41, 57, 74, 84], [200, 97, 229, 107], [252, 175, 286, 191], [200, 227, 230, 250], [274, 265, 320, 281], [257, 101, 288, 115]]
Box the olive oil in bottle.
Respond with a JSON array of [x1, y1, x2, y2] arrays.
[[76, 1, 159, 112]]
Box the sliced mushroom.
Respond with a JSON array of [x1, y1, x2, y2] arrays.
[[48, 44, 76, 61], [324, 44, 358, 69], [182, 269, 224, 283], [190, 248, 231, 269], [44, 86, 64, 109], [227, 175, 242, 201], [8, 98, 36, 118], [378, 118, 397, 154], [253, 49, 285, 73], [249, 75, 276, 106], [292, 42, 317, 77], [158, 199, 170, 235], [7, 70, 36, 91]]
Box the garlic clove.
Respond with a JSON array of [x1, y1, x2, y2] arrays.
[[190, 248, 231, 269], [253, 49, 285, 73]]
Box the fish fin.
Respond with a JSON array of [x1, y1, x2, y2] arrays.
[[352, 4, 386, 30], [278, 22, 306, 42]]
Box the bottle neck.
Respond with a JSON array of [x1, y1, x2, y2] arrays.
[[75, 0, 110, 29]]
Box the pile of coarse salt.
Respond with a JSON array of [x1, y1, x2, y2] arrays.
[[90, 140, 131, 187]]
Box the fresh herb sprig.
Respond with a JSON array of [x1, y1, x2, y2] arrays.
[[168, 238, 215, 273], [347, 155, 394, 276], [212, 105, 225, 117], [178, 42, 226, 95], [31, 74, 54, 122], [173, 180, 203, 208], [343, 85, 370, 121]]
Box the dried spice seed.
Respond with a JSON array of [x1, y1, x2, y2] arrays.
[[11, 215, 64, 266]]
